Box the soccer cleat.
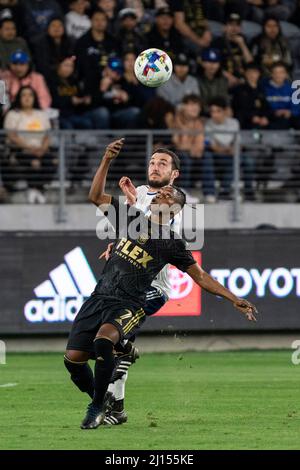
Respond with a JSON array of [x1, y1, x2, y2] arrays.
[[103, 391, 115, 414], [104, 410, 128, 426], [80, 402, 104, 430], [112, 345, 139, 382]]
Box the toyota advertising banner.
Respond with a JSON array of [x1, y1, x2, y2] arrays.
[[0, 230, 299, 334]]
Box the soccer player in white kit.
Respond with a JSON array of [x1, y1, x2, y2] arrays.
[[104, 148, 182, 425]]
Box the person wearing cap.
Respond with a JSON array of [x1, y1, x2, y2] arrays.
[[198, 47, 229, 116], [0, 17, 31, 69], [232, 62, 270, 129], [146, 7, 185, 60], [212, 13, 253, 88], [0, 49, 52, 109], [157, 53, 200, 107], [97, 55, 141, 128], [170, 0, 212, 53], [65, 0, 91, 40], [115, 8, 146, 55]]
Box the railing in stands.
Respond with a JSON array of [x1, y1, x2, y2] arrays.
[[0, 129, 299, 222]]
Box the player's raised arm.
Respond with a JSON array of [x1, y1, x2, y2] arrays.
[[186, 263, 258, 322], [89, 138, 125, 206]]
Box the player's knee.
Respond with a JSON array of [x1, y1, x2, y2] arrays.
[[97, 323, 120, 345], [64, 350, 89, 364]]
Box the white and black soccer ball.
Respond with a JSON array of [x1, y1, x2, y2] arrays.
[[134, 48, 173, 88]]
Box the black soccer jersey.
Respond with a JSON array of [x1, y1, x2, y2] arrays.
[[94, 197, 196, 306]]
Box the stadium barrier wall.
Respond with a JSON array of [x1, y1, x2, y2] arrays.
[[0, 230, 299, 335]]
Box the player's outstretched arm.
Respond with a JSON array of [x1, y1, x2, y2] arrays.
[[186, 264, 258, 322], [89, 138, 124, 206]]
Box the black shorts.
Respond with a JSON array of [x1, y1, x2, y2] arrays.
[[66, 294, 145, 354]]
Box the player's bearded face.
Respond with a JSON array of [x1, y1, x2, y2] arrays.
[[147, 158, 174, 188]]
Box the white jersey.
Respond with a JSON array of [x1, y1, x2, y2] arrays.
[[135, 185, 182, 299]]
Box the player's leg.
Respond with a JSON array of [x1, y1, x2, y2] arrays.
[[64, 295, 102, 401], [105, 288, 167, 425], [81, 323, 120, 430], [64, 350, 94, 399]]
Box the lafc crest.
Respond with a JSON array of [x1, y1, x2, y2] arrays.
[[137, 233, 149, 245]]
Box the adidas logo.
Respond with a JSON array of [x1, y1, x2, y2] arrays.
[[24, 247, 97, 323]]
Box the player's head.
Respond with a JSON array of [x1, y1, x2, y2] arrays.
[[148, 149, 180, 188], [150, 185, 186, 220]]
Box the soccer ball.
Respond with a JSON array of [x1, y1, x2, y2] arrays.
[[134, 48, 173, 88]]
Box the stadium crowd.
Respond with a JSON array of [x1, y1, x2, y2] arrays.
[[0, 0, 300, 203]]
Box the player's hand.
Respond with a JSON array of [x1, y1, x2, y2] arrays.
[[119, 176, 137, 206], [99, 242, 114, 261], [104, 138, 125, 161], [233, 298, 258, 321]]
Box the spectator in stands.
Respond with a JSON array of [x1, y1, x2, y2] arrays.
[[121, 51, 155, 108], [49, 57, 108, 129], [98, 55, 141, 128], [65, 0, 91, 40], [173, 94, 205, 188], [75, 8, 118, 104], [232, 62, 270, 129], [157, 53, 200, 107], [95, 0, 119, 34], [251, 17, 292, 75], [0, 17, 30, 69], [262, 61, 300, 129], [32, 17, 74, 85], [3, 86, 57, 203], [212, 13, 253, 88], [264, 0, 296, 22], [0, 0, 23, 34], [115, 8, 146, 55], [20, 0, 64, 43], [198, 48, 229, 116], [146, 7, 185, 61], [202, 97, 240, 202], [141, 96, 175, 131], [170, 0, 212, 53], [243, 0, 297, 23], [0, 50, 52, 109], [124, 1, 169, 22]]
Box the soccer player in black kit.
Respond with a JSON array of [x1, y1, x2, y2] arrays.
[[64, 138, 258, 430]]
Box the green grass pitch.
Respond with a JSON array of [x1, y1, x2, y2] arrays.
[[0, 350, 299, 450]]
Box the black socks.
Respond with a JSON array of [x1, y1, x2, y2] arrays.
[[93, 337, 116, 409], [64, 356, 94, 399]]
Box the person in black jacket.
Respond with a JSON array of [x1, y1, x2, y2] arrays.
[[49, 57, 109, 129], [32, 17, 74, 85], [146, 7, 185, 61], [232, 62, 270, 130], [115, 8, 146, 55], [75, 8, 118, 106]]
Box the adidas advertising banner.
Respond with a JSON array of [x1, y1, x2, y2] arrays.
[[0, 230, 299, 334]]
